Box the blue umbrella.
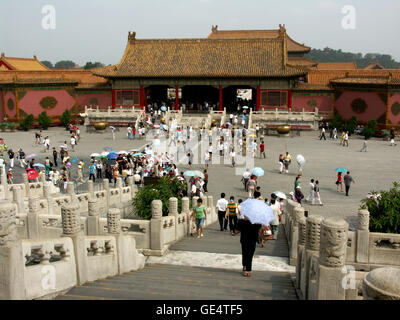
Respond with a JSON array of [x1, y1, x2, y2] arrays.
[[107, 152, 118, 160], [240, 199, 275, 227], [161, 106, 167, 112], [183, 170, 197, 177], [335, 168, 347, 173], [252, 167, 264, 177], [32, 163, 45, 168], [132, 153, 143, 157], [72, 157, 79, 163]]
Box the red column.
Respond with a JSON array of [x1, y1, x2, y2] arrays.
[[144, 88, 148, 109], [111, 89, 116, 109], [288, 89, 293, 110], [219, 85, 223, 111], [256, 85, 260, 111], [140, 85, 144, 109], [175, 85, 179, 110]]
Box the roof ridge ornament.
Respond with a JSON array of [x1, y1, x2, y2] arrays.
[[128, 31, 136, 41], [212, 25, 218, 33]]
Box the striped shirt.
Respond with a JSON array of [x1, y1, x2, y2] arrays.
[[227, 201, 237, 216]]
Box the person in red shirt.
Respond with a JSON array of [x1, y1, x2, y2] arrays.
[[132, 127, 136, 139], [260, 140, 265, 158]]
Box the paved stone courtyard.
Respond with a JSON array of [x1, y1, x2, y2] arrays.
[[2, 127, 399, 229]]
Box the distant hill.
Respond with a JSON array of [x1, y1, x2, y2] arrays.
[[305, 47, 400, 69]]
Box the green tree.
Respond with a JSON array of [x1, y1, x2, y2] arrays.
[[54, 60, 77, 69], [20, 114, 35, 131], [132, 176, 187, 220], [38, 111, 51, 129], [83, 61, 105, 69], [41, 60, 54, 68], [343, 116, 358, 135], [363, 119, 378, 139], [360, 182, 400, 234], [60, 109, 71, 128], [331, 114, 343, 130]]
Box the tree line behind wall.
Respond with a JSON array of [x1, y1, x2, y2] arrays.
[[306, 47, 400, 69], [40, 60, 105, 70]]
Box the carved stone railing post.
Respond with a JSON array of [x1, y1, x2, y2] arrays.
[[308, 218, 348, 300], [107, 208, 121, 235], [43, 182, 54, 215], [168, 197, 179, 241], [150, 200, 165, 255], [362, 267, 400, 300], [181, 197, 191, 235], [356, 209, 370, 264], [87, 199, 100, 236], [127, 176, 135, 198], [61, 203, 87, 285], [207, 195, 214, 223], [22, 172, 30, 197], [0, 200, 25, 299], [27, 196, 40, 240], [300, 215, 323, 300], [87, 180, 94, 200], [296, 216, 307, 291], [12, 186, 25, 214], [66, 182, 77, 203], [289, 206, 304, 266], [103, 179, 110, 213], [1, 174, 10, 200]]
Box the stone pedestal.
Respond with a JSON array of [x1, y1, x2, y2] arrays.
[[22, 172, 30, 197], [27, 196, 41, 240], [87, 200, 100, 236], [12, 186, 25, 214], [87, 180, 94, 200], [150, 200, 166, 255]]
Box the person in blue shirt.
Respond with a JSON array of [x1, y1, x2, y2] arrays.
[[89, 161, 96, 182]]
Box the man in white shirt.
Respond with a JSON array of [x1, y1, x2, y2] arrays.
[[269, 198, 282, 240], [216, 193, 228, 231], [305, 179, 315, 203], [242, 169, 251, 191]]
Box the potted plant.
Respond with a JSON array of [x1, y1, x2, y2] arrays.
[[0, 123, 7, 132], [6, 122, 16, 131]]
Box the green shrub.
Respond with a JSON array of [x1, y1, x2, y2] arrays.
[[0, 123, 7, 131], [360, 182, 400, 234], [38, 111, 51, 129], [60, 109, 71, 128], [20, 114, 34, 131], [343, 116, 358, 135], [132, 176, 187, 220], [331, 114, 343, 130], [6, 122, 15, 130], [362, 119, 378, 139]]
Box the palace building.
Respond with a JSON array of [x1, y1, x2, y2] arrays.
[[1, 26, 400, 128]]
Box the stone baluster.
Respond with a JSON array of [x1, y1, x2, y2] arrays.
[[181, 197, 191, 235], [127, 176, 135, 198], [192, 196, 199, 209], [296, 216, 307, 290], [27, 196, 40, 240], [12, 186, 25, 214], [87, 180, 94, 200], [150, 200, 164, 254], [66, 182, 77, 204], [169, 197, 179, 241], [362, 267, 400, 300], [207, 195, 214, 222], [289, 206, 304, 265], [107, 208, 121, 234], [103, 179, 110, 213], [308, 218, 348, 300], [43, 182, 54, 215], [61, 202, 87, 285], [116, 177, 123, 189], [1, 174, 10, 200], [39, 173, 46, 184], [300, 215, 323, 300], [356, 209, 370, 264], [87, 199, 100, 236], [22, 172, 30, 197], [0, 200, 24, 299]]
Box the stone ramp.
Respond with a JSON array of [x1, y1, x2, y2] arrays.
[[170, 222, 289, 258], [57, 264, 297, 300]]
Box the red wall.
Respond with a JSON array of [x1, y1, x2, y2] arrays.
[[78, 93, 111, 109], [335, 91, 386, 122], [388, 93, 400, 125], [4, 91, 17, 118], [0, 91, 4, 122], [292, 94, 332, 112], [19, 89, 75, 117]]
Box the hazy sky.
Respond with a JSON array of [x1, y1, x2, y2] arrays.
[[1, 0, 399, 66]]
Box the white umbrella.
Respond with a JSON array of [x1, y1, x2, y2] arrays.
[[100, 151, 109, 156], [273, 191, 287, 200], [117, 151, 128, 155], [153, 139, 161, 146], [240, 199, 275, 227], [90, 153, 100, 157], [296, 154, 306, 166]]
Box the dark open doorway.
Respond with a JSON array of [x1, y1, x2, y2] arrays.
[[223, 85, 256, 114]]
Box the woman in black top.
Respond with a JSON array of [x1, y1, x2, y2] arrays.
[[238, 218, 261, 277]]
